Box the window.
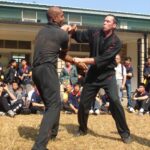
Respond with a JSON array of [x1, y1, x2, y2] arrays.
[[22, 9, 37, 22], [81, 44, 90, 52], [0, 40, 4, 48], [5, 40, 17, 48], [12, 54, 25, 63], [68, 13, 82, 25], [0, 40, 31, 49], [120, 21, 128, 29], [18, 41, 31, 49], [70, 43, 80, 51]]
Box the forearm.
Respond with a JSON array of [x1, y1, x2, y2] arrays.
[[127, 73, 132, 77], [59, 52, 74, 64], [76, 57, 95, 65], [136, 96, 148, 101], [32, 102, 45, 108], [7, 90, 16, 100], [69, 104, 77, 112], [122, 76, 126, 86]]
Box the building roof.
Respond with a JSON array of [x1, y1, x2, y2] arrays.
[[1, 0, 150, 20]]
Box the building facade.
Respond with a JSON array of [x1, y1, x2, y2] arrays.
[[0, 1, 150, 90]]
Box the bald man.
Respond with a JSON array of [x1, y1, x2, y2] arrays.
[[32, 6, 87, 150]]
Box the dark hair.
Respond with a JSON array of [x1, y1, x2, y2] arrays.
[[105, 14, 118, 24], [9, 59, 16, 65], [125, 56, 132, 61], [139, 83, 145, 88]]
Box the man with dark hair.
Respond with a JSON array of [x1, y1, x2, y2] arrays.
[[32, 6, 87, 150], [129, 83, 150, 115], [63, 14, 131, 143], [4, 59, 18, 84], [143, 57, 150, 92], [124, 56, 133, 108], [18, 59, 32, 85]]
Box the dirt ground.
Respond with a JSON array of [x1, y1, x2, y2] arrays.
[[0, 109, 150, 150]]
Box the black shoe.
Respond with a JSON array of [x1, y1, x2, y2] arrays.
[[122, 136, 132, 144], [75, 130, 87, 137], [50, 135, 56, 141]]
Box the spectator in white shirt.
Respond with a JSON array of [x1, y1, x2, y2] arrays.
[[115, 54, 126, 101]]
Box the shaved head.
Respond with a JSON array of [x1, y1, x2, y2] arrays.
[[47, 6, 64, 24]]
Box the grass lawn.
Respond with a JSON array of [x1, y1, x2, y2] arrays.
[[0, 110, 150, 150]]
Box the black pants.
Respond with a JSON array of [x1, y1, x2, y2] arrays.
[[0, 97, 23, 113], [132, 99, 150, 111], [32, 63, 61, 150], [78, 75, 130, 138]]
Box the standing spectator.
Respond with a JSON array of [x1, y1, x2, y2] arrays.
[[60, 62, 78, 87], [124, 57, 133, 108], [18, 59, 32, 85], [143, 57, 150, 92], [115, 54, 126, 101], [129, 83, 149, 115], [4, 59, 18, 84], [0, 64, 4, 83], [68, 84, 80, 114]]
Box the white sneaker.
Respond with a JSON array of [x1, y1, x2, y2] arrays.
[[129, 107, 135, 113], [95, 109, 100, 115], [139, 108, 144, 113], [0, 111, 5, 116], [89, 109, 94, 114], [7, 110, 16, 117]]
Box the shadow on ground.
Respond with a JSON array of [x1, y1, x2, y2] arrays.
[[61, 123, 150, 147], [18, 126, 38, 141], [18, 124, 150, 148]]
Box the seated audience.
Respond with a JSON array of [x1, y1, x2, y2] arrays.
[[89, 94, 101, 115], [29, 85, 45, 114], [68, 84, 80, 114], [100, 93, 110, 113], [129, 83, 150, 115], [0, 81, 23, 117], [61, 84, 73, 113]]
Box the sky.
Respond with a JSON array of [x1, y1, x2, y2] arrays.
[[2, 0, 150, 15]]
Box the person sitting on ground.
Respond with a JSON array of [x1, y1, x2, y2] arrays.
[[68, 84, 80, 114], [29, 85, 45, 114], [61, 84, 73, 113], [89, 94, 101, 115], [100, 93, 110, 113], [129, 83, 149, 115], [0, 81, 23, 117]]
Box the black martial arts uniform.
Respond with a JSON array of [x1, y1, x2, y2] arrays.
[[72, 29, 130, 139], [32, 22, 68, 150]]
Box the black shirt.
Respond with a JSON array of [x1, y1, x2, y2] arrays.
[[72, 29, 122, 83], [33, 23, 69, 67]]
